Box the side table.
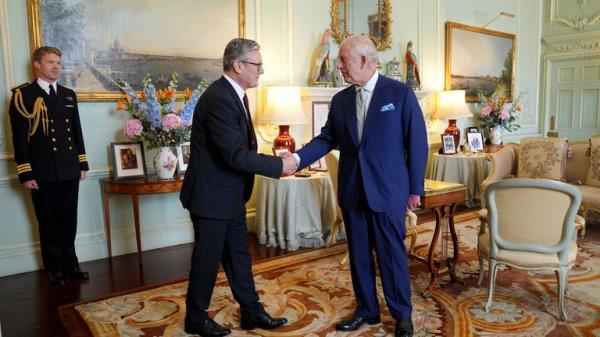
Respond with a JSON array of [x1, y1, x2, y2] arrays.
[[100, 176, 183, 265]]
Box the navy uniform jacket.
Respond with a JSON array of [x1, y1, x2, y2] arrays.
[[296, 75, 428, 212], [8, 81, 89, 183]]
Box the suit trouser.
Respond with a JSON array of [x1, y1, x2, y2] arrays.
[[342, 206, 412, 320], [30, 179, 80, 273], [185, 210, 260, 323]]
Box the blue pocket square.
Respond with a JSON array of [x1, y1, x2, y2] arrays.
[[380, 103, 395, 112]]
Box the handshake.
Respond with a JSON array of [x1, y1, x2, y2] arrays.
[[280, 152, 299, 176]]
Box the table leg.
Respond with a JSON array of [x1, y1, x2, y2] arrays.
[[423, 206, 444, 296], [131, 194, 143, 266], [102, 186, 112, 258], [448, 203, 462, 284]]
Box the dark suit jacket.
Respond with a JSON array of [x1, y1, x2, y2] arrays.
[[296, 75, 428, 212], [180, 77, 282, 219], [9, 81, 88, 183]]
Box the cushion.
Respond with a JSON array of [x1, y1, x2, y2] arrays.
[[517, 137, 568, 181], [585, 136, 600, 187]]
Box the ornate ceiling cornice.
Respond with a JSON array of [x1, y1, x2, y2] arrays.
[[550, 0, 600, 30]]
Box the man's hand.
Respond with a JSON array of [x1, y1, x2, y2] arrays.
[[281, 152, 298, 176], [22, 179, 38, 190], [80, 170, 87, 181], [407, 194, 421, 210]]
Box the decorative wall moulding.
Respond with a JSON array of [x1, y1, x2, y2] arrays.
[[550, 0, 600, 30], [543, 31, 600, 55]]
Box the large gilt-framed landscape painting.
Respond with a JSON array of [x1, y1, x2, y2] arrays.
[[445, 21, 515, 102], [27, 0, 246, 101]]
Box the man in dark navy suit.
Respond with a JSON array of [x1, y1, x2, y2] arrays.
[[180, 38, 296, 336], [294, 36, 428, 337], [8, 46, 90, 286]]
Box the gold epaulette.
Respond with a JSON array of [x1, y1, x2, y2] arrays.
[[13, 88, 49, 137], [10, 82, 29, 93]]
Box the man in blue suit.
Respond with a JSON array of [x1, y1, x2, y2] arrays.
[[294, 36, 428, 337]]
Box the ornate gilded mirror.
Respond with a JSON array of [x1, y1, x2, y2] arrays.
[[330, 0, 392, 51]]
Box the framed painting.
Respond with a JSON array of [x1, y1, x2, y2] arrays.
[[110, 141, 146, 179], [27, 0, 246, 101], [445, 21, 516, 102]]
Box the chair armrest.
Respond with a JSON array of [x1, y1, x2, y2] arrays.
[[481, 145, 518, 193]]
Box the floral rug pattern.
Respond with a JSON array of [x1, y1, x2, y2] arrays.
[[60, 219, 600, 337]]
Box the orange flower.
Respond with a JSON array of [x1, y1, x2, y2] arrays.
[[116, 100, 124, 110], [124, 94, 131, 104], [164, 89, 173, 100], [140, 92, 145, 100], [184, 88, 192, 99]]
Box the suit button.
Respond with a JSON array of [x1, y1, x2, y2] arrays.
[[53, 147, 57, 151], [50, 119, 54, 123], [65, 118, 70, 123], [67, 128, 71, 132], [52, 138, 56, 142], [51, 128, 55, 133], [68, 137, 72, 141], [69, 146, 73, 150]]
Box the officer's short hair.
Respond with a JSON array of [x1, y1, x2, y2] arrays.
[[223, 38, 260, 71], [32, 46, 61, 63]]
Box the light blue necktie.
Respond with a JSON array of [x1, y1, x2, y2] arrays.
[[356, 87, 368, 141]]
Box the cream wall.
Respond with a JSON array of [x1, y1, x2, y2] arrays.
[[0, 0, 544, 276]]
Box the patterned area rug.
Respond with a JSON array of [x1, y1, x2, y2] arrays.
[[59, 217, 600, 337]]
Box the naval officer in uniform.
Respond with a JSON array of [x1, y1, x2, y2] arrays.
[[8, 46, 89, 285]]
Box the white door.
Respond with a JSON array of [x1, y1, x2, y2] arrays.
[[549, 58, 600, 140]]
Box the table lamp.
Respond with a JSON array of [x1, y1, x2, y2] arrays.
[[436, 90, 471, 150], [260, 86, 308, 153]]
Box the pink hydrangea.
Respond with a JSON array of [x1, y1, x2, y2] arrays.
[[481, 105, 492, 117], [122, 119, 143, 139], [162, 113, 184, 132], [499, 104, 511, 120]]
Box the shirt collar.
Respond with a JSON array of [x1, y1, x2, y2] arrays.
[[356, 71, 378, 93], [37, 78, 57, 94], [223, 74, 245, 101]]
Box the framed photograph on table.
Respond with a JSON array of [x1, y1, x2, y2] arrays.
[[26, 0, 246, 100], [312, 101, 331, 169], [445, 21, 516, 102], [110, 142, 146, 179], [176, 142, 191, 173], [441, 134, 457, 154], [272, 146, 290, 157], [467, 132, 484, 151]]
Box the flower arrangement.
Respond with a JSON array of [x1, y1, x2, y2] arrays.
[[117, 73, 207, 148], [477, 85, 522, 133]]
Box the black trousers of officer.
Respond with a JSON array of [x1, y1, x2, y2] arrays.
[[31, 179, 80, 274]]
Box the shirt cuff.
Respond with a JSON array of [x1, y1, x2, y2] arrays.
[[292, 153, 300, 164]]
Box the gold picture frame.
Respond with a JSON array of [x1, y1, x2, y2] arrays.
[[445, 21, 516, 103], [330, 0, 392, 51], [27, 0, 246, 101]]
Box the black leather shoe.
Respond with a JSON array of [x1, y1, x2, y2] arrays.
[[185, 317, 231, 336], [47, 272, 66, 286], [335, 315, 380, 331], [66, 268, 89, 281], [395, 315, 414, 337], [240, 307, 287, 330]]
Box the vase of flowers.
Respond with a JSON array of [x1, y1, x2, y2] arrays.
[[477, 85, 522, 145], [117, 73, 207, 179]]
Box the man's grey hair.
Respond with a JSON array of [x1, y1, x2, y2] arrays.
[[223, 38, 261, 71], [343, 35, 378, 65]]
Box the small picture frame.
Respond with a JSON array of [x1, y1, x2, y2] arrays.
[[467, 126, 480, 134], [272, 146, 290, 157], [110, 141, 146, 179], [441, 134, 457, 154], [176, 141, 191, 173], [467, 132, 484, 151], [312, 101, 330, 137]]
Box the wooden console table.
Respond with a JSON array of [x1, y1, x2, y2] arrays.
[[100, 176, 184, 265], [411, 179, 466, 296]]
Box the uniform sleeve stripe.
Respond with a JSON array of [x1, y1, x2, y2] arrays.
[[17, 163, 32, 169], [17, 167, 32, 173]]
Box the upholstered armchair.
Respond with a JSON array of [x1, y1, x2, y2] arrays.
[[477, 178, 581, 322], [479, 137, 587, 237], [324, 150, 419, 265]]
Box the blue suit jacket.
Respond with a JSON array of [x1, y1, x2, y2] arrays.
[[296, 75, 428, 212]]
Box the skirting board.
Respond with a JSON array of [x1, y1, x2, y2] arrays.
[[0, 210, 258, 277]]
